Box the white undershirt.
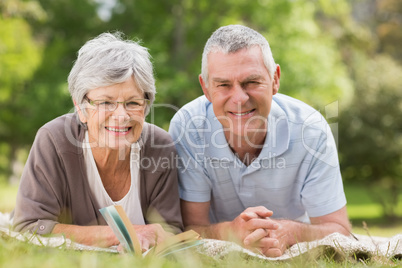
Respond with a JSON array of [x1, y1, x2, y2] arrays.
[[82, 131, 145, 225]]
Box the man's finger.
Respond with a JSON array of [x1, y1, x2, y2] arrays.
[[255, 236, 280, 249], [246, 218, 279, 231], [262, 247, 283, 258], [240, 207, 273, 220], [240, 211, 259, 221], [243, 228, 269, 246]]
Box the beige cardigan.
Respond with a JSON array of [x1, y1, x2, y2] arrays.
[[13, 113, 183, 235]]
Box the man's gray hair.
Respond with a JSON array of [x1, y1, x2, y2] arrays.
[[68, 32, 155, 115], [201, 25, 276, 86]]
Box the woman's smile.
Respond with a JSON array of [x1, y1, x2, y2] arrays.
[[105, 126, 132, 135]]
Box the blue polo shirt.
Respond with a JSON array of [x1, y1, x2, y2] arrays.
[[169, 94, 346, 224]]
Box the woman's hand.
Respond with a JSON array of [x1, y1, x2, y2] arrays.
[[134, 224, 173, 252]]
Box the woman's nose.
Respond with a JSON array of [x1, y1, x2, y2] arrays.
[[111, 103, 130, 122]]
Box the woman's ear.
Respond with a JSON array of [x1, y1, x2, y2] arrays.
[[73, 100, 88, 124]]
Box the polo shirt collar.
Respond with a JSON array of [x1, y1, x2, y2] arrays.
[[207, 106, 236, 162], [258, 98, 290, 160]]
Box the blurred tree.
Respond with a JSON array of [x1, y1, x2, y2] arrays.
[[327, 0, 402, 220], [376, 0, 402, 62], [339, 55, 402, 220], [0, 0, 104, 183], [351, 0, 402, 63], [0, 0, 44, 182]]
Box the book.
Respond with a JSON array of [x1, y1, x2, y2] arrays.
[[99, 205, 203, 257]]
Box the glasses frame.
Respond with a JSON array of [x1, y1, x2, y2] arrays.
[[84, 96, 150, 112]]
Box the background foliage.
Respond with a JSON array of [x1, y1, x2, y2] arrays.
[[0, 0, 401, 221]]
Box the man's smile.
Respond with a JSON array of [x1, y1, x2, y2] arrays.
[[230, 109, 256, 116]]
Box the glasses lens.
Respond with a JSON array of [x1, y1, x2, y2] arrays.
[[125, 100, 144, 110], [94, 101, 116, 111], [107, 102, 117, 111], [91, 99, 147, 111]]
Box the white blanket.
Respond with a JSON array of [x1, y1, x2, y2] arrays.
[[198, 233, 402, 261], [1, 212, 401, 261]]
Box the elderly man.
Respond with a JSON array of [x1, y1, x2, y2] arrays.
[[168, 25, 350, 257]]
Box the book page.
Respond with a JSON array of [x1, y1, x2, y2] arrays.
[[152, 229, 201, 256], [114, 205, 142, 256], [99, 205, 142, 256]]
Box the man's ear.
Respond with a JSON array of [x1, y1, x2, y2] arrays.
[[73, 100, 88, 124], [199, 75, 212, 102], [272, 64, 281, 95]]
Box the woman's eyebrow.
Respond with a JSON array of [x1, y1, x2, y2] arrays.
[[90, 94, 143, 100], [90, 94, 113, 99]]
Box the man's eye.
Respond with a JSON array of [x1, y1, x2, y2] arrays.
[[218, 84, 229, 87], [244, 81, 259, 88]]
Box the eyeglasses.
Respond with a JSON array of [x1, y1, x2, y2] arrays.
[[84, 96, 150, 112]]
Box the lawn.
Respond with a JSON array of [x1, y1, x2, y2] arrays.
[[0, 231, 400, 268], [0, 183, 18, 213], [0, 182, 401, 267], [344, 183, 402, 237]]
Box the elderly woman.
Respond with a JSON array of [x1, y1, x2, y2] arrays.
[[12, 32, 183, 250]]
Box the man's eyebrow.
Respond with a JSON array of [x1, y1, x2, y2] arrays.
[[211, 78, 231, 83], [211, 75, 265, 84], [243, 75, 264, 81]]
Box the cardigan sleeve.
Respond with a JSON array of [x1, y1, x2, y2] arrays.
[[140, 124, 184, 234], [13, 127, 69, 235]]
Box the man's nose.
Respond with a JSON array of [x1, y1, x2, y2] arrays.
[[231, 84, 249, 105]]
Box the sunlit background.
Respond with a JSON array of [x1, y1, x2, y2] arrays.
[[0, 0, 401, 236]]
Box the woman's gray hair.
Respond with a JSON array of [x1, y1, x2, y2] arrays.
[[68, 32, 155, 115], [201, 25, 276, 86]]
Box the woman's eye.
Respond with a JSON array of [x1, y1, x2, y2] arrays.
[[127, 101, 141, 106], [125, 101, 142, 109]]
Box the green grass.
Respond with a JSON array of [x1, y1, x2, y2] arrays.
[[0, 182, 401, 267], [0, 233, 400, 268], [0, 183, 18, 213], [344, 183, 402, 237]]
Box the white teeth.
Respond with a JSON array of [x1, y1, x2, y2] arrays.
[[232, 110, 252, 116], [106, 127, 129, 132]]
